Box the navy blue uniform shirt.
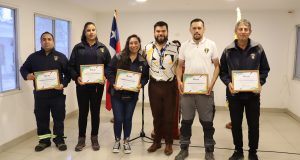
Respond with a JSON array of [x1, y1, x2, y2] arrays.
[[69, 41, 111, 86], [20, 48, 71, 97], [220, 39, 270, 98], [105, 53, 149, 97]]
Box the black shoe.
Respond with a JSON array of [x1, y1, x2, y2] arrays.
[[205, 152, 215, 160], [175, 149, 189, 160], [248, 153, 259, 160], [56, 143, 67, 151], [228, 151, 244, 160], [35, 143, 51, 152]]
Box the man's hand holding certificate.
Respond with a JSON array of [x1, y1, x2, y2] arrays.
[[34, 70, 60, 90], [232, 70, 260, 92], [115, 69, 141, 92], [80, 64, 104, 84], [183, 74, 208, 94]]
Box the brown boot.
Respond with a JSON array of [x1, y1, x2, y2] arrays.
[[147, 143, 161, 152], [150, 130, 155, 139], [91, 136, 100, 151], [164, 144, 173, 155], [75, 137, 85, 152]]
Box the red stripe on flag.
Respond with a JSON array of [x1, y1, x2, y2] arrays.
[[105, 81, 112, 111], [116, 41, 121, 53]]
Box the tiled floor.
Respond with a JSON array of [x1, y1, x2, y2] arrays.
[[1, 105, 300, 160]]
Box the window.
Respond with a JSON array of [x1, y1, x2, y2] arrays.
[[34, 14, 70, 57], [295, 25, 300, 79], [34, 16, 52, 51], [0, 6, 18, 92]]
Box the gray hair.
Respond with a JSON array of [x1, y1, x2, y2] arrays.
[[235, 19, 252, 32]]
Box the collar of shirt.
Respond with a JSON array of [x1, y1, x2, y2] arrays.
[[40, 48, 54, 56], [152, 41, 170, 50], [79, 41, 104, 49], [189, 37, 207, 46], [234, 39, 251, 51], [227, 38, 259, 51]]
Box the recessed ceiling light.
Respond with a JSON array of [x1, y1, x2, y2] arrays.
[[136, 0, 147, 2]]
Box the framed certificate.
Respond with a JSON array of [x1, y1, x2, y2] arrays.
[[183, 74, 208, 94], [232, 70, 260, 92], [115, 69, 141, 92], [80, 64, 104, 84], [34, 70, 60, 91]]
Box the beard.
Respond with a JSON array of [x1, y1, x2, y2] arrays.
[[155, 35, 168, 45], [193, 34, 202, 41]]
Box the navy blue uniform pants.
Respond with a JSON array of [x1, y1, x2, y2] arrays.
[[34, 94, 66, 144], [76, 85, 104, 137], [228, 95, 260, 154]]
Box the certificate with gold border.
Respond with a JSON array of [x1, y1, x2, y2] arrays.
[[80, 64, 104, 84], [183, 74, 208, 94], [232, 70, 260, 92], [34, 70, 60, 91], [115, 69, 141, 92]]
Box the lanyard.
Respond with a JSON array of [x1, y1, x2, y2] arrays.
[[155, 47, 166, 69]]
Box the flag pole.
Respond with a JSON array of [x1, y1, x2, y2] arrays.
[[234, 7, 241, 39]]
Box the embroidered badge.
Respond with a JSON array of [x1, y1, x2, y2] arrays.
[[54, 56, 58, 61], [100, 48, 104, 53], [251, 53, 255, 59], [204, 48, 209, 54]]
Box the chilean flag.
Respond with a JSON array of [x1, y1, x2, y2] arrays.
[[106, 10, 121, 111]]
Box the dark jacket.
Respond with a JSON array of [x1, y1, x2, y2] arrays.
[[20, 48, 71, 97], [69, 41, 111, 86], [105, 53, 149, 97], [220, 39, 270, 98]]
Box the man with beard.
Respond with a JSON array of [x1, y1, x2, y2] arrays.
[[145, 21, 179, 156], [175, 18, 219, 160]]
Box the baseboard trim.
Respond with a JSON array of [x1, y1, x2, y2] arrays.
[[1, 105, 299, 152], [0, 110, 78, 153], [0, 128, 36, 153], [286, 109, 300, 123]]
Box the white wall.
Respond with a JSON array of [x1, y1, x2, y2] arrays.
[[0, 0, 96, 146], [0, 2, 299, 146], [96, 10, 294, 108], [287, 10, 300, 117]]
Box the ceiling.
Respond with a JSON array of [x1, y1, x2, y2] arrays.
[[64, 0, 300, 13]]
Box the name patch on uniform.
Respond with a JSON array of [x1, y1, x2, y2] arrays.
[[250, 53, 255, 59], [54, 56, 58, 61], [204, 48, 209, 54], [139, 66, 143, 72]]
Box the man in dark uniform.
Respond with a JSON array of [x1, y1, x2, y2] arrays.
[[20, 32, 71, 152], [220, 19, 270, 160]]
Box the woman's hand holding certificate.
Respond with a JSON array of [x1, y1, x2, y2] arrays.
[[115, 69, 141, 92], [80, 64, 104, 84]]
